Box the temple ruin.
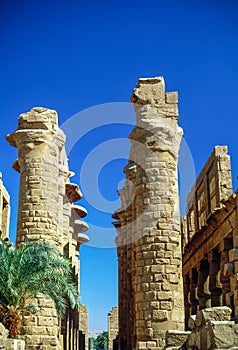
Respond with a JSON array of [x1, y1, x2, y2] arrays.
[[3, 108, 89, 350], [1, 77, 238, 350]]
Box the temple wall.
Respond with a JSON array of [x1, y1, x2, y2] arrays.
[[182, 145, 238, 329]]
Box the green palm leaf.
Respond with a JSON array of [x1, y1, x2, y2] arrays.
[[0, 238, 79, 338]]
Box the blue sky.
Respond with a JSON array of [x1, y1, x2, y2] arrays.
[[1, 0, 238, 330]]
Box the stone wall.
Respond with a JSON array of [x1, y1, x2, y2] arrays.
[[7, 108, 89, 350], [182, 145, 238, 329], [108, 307, 118, 350], [114, 77, 184, 350]]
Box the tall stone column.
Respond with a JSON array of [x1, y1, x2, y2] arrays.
[[114, 77, 184, 350], [7, 107, 89, 350], [6, 108, 68, 349]]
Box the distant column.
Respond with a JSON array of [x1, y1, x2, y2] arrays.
[[208, 249, 222, 307], [219, 239, 233, 307], [108, 307, 119, 350], [189, 268, 199, 316], [197, 259, 211, 309], [184, 274, 191, 329]]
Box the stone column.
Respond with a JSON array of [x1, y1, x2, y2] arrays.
[[184, 274, 191, 330], [7, 107, 89, 350], [115, 77, 184, 350], [7, 108, 67, 349], [114, 163, 135, 350], [208, 249, 222, 307], [219, 239, 233, 308], [197, 259, 211, 309], [189, 268, 199, 316]]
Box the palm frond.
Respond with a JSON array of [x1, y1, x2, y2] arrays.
[[0, 238, 79, 337]]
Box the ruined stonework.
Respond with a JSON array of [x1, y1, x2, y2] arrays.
[[7, 108, 89, 350], [0, 173, 10, 240], [186, 306, 238, 349], [108, 307, 118, 350], [113, 77, 184, 350], [181, 146, 238, 330]]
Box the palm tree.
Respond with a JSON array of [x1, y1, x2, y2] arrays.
[[0, 238, 79, 338]]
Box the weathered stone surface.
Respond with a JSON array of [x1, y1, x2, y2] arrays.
[[186, 306, 238, 350], [195, 306, 232, 327], [187, 315, 196, 330], [0, 323, 9, 349], [207, 320, 237, 349], [165, 330, 190, 347], [6, 339, 25, 350]]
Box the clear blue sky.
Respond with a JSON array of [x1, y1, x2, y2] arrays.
[[1, 0, 238, 331]]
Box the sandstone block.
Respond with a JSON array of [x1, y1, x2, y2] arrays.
[[187, 329, 200, 349], [38, 316, 58, 326], [165, 330, 190, 347], [6, 339, 25, 350], [152, 310, 168, 321], [188, 314, 196, 330], [207, 320, 236, 349], [195, 306, 232, 327], [160, 301, 172, 310], [157, 291, 172, 301]]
